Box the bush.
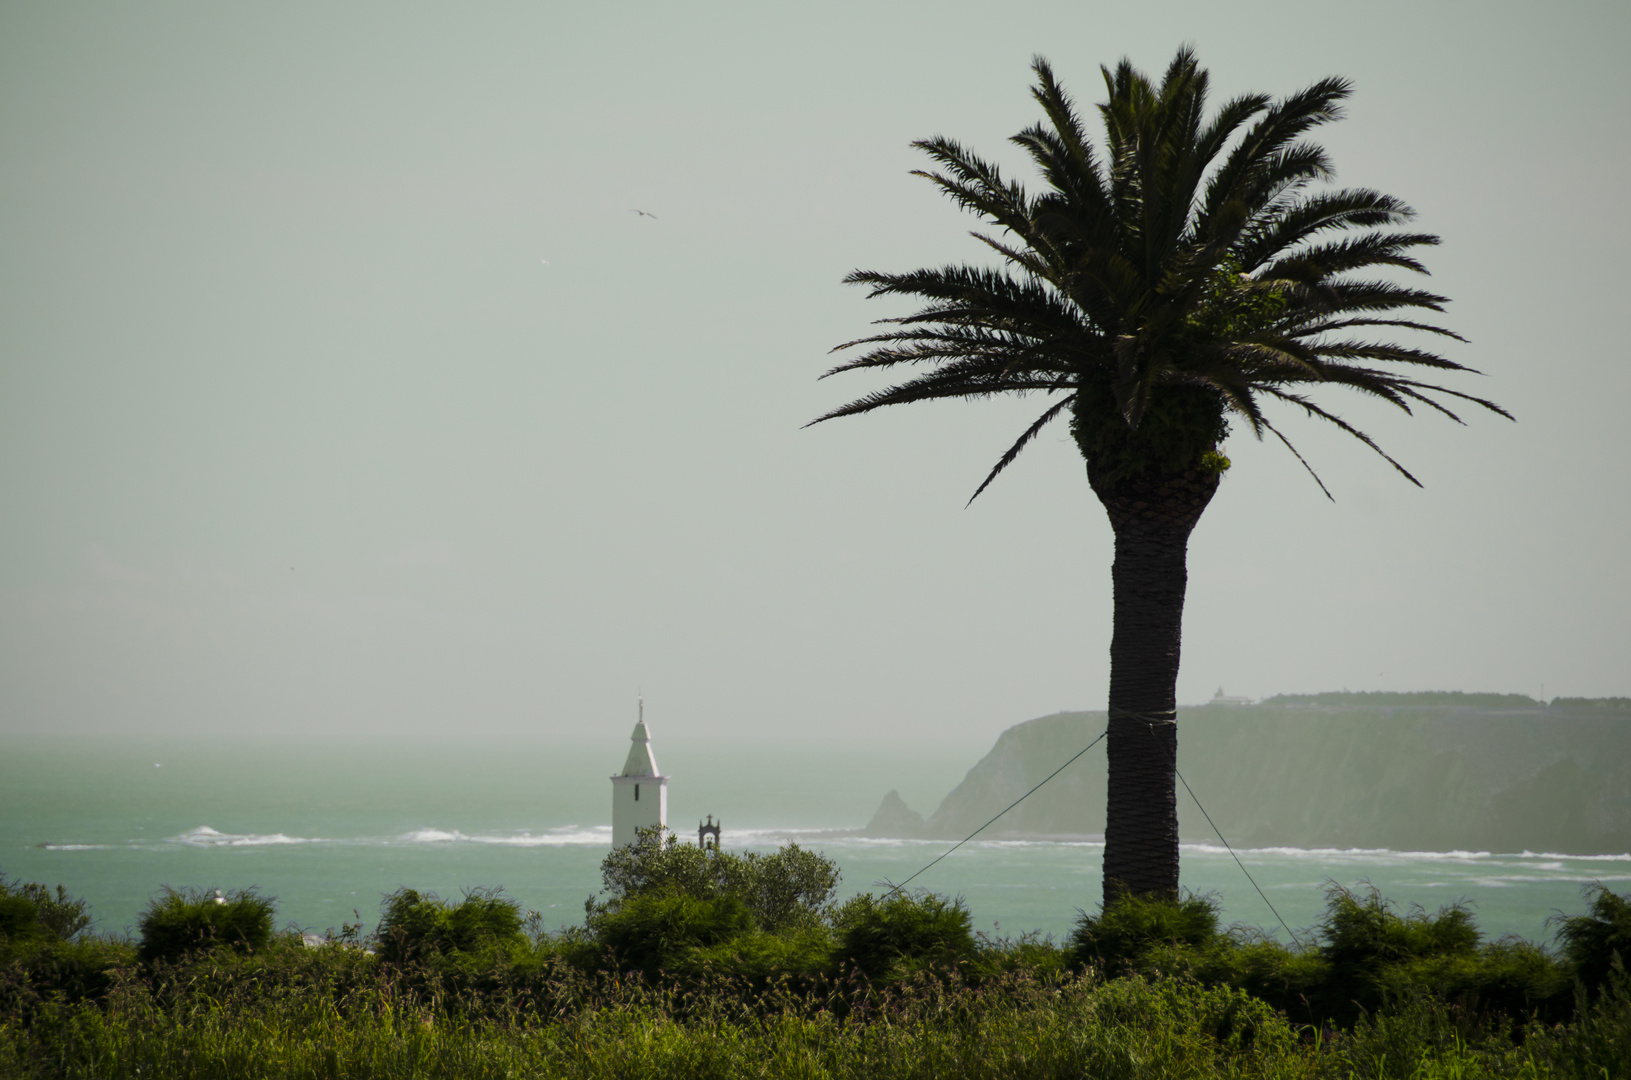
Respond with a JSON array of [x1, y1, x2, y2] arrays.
[[595, 826, 839, 933], [692, 927, 833, 984], [1320, 884, 1479, 971], [1520, 957, 1631, 1076], [832, 891, 975, 981], [1068, 890, 1224, 974], [969, 928, 1070, 982], [1552, 883, 1631, 996], [0, 874, 92, 945], [1312, 883, 1487, 1021], [1372, 936, 1569, 1022], [588, 892, 756, 979], [136, 887, 274, 963], [0, 893, 39, 946], [374, 887, 525, 965], [1058, 885, 1581, 1029], [0, 876, 124, 1016]]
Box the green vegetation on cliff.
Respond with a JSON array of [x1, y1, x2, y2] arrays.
[[1261, 692, 1544, 709], [867, 697, 1631, 853]]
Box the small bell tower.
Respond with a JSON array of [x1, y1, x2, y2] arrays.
[[610, 698, 668, 848]]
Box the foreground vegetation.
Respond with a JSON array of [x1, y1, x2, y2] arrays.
[[3, 831, 1628, 1078]]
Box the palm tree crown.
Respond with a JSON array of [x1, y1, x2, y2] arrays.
[[815, 49, 1509, 502]]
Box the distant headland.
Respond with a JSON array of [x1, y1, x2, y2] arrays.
[[863, 693, 1631, 855]]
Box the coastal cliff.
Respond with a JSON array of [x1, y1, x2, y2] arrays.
[[864, 696, 1631, 854]]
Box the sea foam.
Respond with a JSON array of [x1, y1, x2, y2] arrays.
[[397, 826, 610, 846], [166, 826, 319, 847]]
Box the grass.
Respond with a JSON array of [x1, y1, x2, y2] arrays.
[[6, 965, 1629, 1079]]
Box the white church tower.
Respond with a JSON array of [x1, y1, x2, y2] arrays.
[[610, 699, 668, 848]]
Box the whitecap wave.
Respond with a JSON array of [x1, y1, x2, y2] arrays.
[[40, 843, 107, 851], [400, 828, 462, 843], [718, 827, 940, 849], [1178, 844, 1497, 862], [1466, 873, 1631, 886], [396, 826, 611, 847], [144, 826, 1631, 865], [166, 826, 321, 847]]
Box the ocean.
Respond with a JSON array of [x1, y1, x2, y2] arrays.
[[3, 734, 1625, 945]]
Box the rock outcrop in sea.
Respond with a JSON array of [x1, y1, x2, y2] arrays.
[[864, 790, 927, 838]]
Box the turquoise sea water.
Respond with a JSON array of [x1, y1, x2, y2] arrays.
[[3, 735, 1626, 945]]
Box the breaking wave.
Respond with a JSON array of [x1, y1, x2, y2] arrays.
[[55, 827, 1631, 868], [166, 826, 321, 848], [397, 826, 609, 847]]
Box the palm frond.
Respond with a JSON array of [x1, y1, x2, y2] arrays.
[[820, 49, 1500, 502], [1260, 417, 1335, 500], [807, 363, 1067, 426], [1388, 378, 1514, 421], [1237, 189, 1415, 268], [910, 137, 1033, 233], [967, 395, 1077, 506], [1299, 340, 1473, 371], [1264, 231, 1443, 281], [1261, 387, 1423, 486], [1279, 278, 1454, 317], [1288, 316, 1465, 342], [1021, 57, 1113, 228], [1198, 76, 1350, 237]]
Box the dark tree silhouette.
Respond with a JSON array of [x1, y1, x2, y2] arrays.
[[812, 49, 1509, 903]]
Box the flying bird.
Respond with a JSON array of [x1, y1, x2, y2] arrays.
[[629, 209, 657, 219]]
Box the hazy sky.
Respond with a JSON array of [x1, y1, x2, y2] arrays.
[[2, 1, 1627, 749]]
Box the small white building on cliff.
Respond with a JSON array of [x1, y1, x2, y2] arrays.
[[610, 702, 668, 847]]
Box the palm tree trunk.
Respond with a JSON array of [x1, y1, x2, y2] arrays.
[[1089, 467, 1219, 905]]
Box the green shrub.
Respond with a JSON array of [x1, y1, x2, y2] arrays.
[[1320, 884, 1479, 969], [692, 927, 833, 984], [588, 892, 755, 979], [0, 876, 125, 1015], [595, 826, 839, 933], [1068, 890, 1225, 973], [1057, 884, 1580, 1029], [0, 893, 38, 945], [1520, 957, 1631, 1076], [1552, 883, 1631, 996], [832, 891, 975, 981], [1219, 937, 1331, 1014], [0, 874, 92, 944], [136, 887, 274, 963], [0, 935, 138, 1019], [1312, 884, 1484, 1021], [374, 887, 525, 965], [970, 928, 1070, 981], [1374, 936, 1569, 1021]]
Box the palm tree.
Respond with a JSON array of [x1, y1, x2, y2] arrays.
[[812, 49, 1509, 904]]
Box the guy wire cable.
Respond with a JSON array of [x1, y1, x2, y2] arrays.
[[1118, 708, 1302, 944], [1174, 766, 1301, 945], [883, 711, 1303, 949], [883, 727, 1107, 899]]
